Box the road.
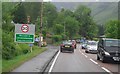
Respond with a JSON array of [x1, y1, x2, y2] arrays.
[[50, 44, 119, 73]]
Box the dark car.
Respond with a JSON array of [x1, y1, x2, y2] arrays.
[[85, 41, 98, 54], [97, 38, 120, 63], [60, 41, 74, 53]]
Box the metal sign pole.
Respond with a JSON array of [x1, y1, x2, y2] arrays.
[[27, 16, 32, 52]]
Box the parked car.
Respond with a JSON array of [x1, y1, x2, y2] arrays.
[[41, 41, 47, 47], [60, 41, 74, 53], [81, 42, 87, 49], [97, 38, 120, 63], [76, 39, 80, 43], [85, 41, 98, 54]]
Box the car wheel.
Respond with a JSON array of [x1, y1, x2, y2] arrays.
[[72, 49, 74, 53], [101, 55, 106, 63], [97, 54, 100, 60], [75, 45, 76, 49], [82, 47, 83, 49], [60, 49, 63, 52], [85, 50, 88, 53]]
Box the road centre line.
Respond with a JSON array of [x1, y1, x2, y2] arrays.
[[48, 50, 60, 72], [90, 59, 98, 65], [101, 67, 112, 73]]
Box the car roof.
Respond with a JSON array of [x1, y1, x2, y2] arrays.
[[102, 38, 119, 41]]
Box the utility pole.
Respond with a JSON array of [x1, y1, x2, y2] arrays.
[[39, 1, 43, 47]]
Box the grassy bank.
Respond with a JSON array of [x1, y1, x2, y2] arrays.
[[2, 46, 47, 72]]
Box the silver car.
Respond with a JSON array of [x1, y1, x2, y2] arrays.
[[85, 41, 98, 54]]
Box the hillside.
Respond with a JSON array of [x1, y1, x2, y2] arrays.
[[52, 2, 118, 25]]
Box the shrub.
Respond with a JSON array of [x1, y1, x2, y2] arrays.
[[52, 35, 62, 42]]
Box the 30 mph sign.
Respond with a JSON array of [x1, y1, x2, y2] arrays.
[[15, 24, 35, 43]]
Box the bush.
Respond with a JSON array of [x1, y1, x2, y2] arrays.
[[19, 44, 29, 54], [52, 35, 62, 42]]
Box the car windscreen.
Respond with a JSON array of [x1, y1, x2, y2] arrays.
[[105, 40, 120, 47]]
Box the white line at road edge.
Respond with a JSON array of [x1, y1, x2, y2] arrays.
[[48, 50, 60, 72], [90, 59, 98, 65], [101, 67, 111, 73], [84, 55, 88, 58]]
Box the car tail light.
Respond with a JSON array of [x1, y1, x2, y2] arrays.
[[72, 45, 74, 48]]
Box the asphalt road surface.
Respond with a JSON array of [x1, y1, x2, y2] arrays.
[[51, 44, 119, 73]]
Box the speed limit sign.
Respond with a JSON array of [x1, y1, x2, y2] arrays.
[[21, 24, 29, 33]]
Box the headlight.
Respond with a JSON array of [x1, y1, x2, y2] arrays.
[[104, 51, 110, 56]]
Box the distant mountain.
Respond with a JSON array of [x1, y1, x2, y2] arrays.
[[52, 2, 118, 25]]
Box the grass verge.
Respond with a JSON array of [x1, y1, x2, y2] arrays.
[[2, 46, 47, 72]]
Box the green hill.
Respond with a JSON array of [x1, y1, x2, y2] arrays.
[[52, 2, 118, 25]]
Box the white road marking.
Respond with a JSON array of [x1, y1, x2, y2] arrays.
[[84, 55, 88, 58], [48, 50, 60, 72], [82, 53, 84, 55], [79, 49, 82, 53], [79, 49, 87, 58], [90, 59, 98, 65], [101, 67, 111, 73]]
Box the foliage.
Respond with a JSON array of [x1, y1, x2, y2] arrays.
[[64, 16, 79, 39], [74, 5, 98, 39], [105, 20, 120, 39], [52, 35, 62, 42], [53, 24, 64, 35], [13, 3, 27, 24]]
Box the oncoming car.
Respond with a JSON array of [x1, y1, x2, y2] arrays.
[[60, 41, 74, 53]]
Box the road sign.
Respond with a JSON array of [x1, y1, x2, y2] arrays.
[[15, 24, 35, 43], [21, 24, 29, 33]]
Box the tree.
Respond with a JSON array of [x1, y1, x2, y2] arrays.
[[105, 20, 120, 39], [13, 3, 27, 24], [53, 24, 64, 35], [43, 2, 57, 28], [64, 16, 79, 39], [74, 5, 98, 39]]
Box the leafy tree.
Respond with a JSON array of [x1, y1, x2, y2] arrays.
[[74, 5, 98, 39], [43, 2, 57, 28], [53, 24, 64, 35], [105, 20, 120, 39], [64, 16, 79, 39], [13, 3, 27, 24]]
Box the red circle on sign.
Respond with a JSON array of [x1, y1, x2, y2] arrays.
[[21, 24, 29, 33]]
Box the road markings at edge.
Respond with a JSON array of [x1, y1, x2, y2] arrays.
[[79, 49, 112, 73], [101, 67, 112, 74], [90, 59, 98, 64], [48, 50, 60, 72], [79, 49, 88, 58]]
